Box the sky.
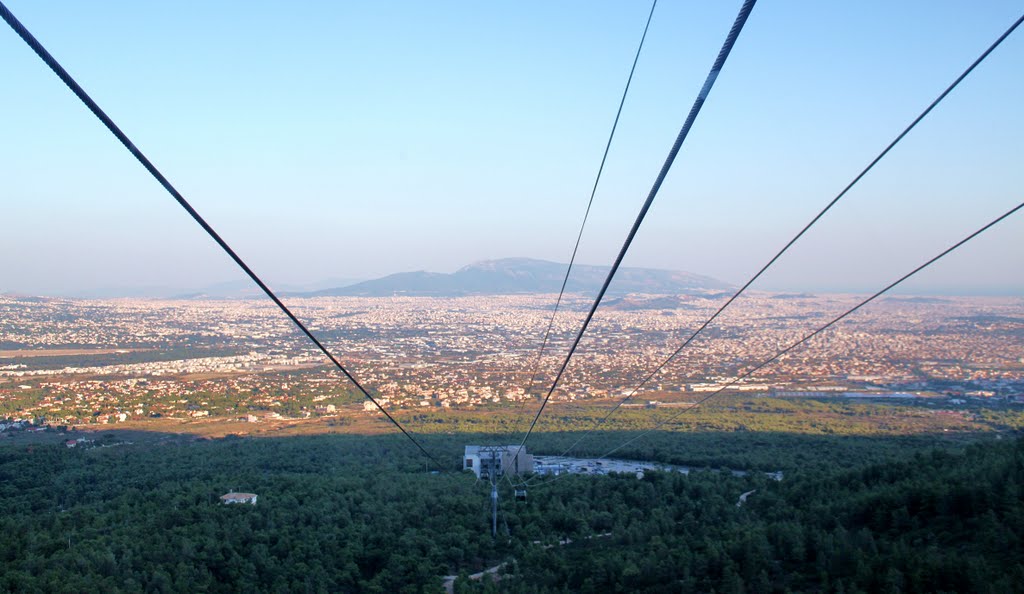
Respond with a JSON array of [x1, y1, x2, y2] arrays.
[[2, 1, 1022, 296]]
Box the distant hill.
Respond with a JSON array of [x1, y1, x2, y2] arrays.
[[305, 258, 730, 297]]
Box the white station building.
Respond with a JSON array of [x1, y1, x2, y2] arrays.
[[464, 445, 533, 479]]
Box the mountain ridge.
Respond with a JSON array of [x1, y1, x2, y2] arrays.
[[304, 258, 730, 297]]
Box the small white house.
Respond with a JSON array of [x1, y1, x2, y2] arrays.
[[220, 492, 258, 505]]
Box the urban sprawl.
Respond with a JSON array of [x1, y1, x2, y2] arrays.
[[1, 293, 1022, 428]]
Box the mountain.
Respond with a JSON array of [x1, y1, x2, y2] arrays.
[[306, 258, 730, 297]]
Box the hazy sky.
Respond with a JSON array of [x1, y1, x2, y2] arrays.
[[2, 1, 1022, 296]]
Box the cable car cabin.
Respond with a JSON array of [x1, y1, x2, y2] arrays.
[[515, 489, 527, 502]]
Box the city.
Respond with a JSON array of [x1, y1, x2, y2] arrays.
[[2, 292, 1021, 430]]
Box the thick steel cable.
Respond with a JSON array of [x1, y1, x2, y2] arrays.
[[526, 198, 1024, 485], [550, 10, 1024, 459], [508, 0, 658, 441], [515, 0, 758, 455], [0, 2, 443, 469]]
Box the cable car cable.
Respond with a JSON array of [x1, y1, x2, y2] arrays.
[[549, 10, 1024, 459], [515, 0, 758, 454], [511, 0, 658, 439], [527, 198, 1024, 485], [0, 1, 443, 470]]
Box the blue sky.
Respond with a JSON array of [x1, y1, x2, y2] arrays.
[[2, 1, 1022, 295]]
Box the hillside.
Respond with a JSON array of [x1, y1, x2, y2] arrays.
[[0, 431, 1020, 592]]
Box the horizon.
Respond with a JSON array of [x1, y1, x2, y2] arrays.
[[3, 254, 1024, 299], [4, 257, 1024, 301]]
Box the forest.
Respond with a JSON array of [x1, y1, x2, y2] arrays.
[[0, 429, 1021, 592]]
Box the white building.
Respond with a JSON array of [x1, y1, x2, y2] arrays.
[[463, 445, 533, 479]]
